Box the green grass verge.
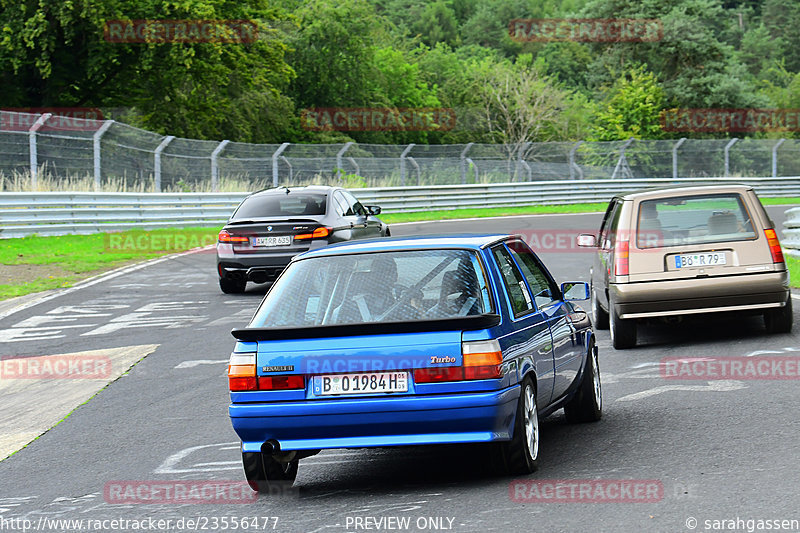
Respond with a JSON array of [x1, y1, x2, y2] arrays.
[[0, 227, 219, 301], [380, 202, 609, 224], [786, 256, 800, 289]]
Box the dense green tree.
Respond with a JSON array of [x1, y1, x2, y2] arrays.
[[413, 1, 459, 47], [0, 0, 295, 142], [591, 67, 666, 141]]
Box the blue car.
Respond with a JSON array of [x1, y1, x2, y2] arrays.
[[228, 234, 601, 491]]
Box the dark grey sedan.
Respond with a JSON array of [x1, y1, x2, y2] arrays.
[[216, 186, 389, 293]]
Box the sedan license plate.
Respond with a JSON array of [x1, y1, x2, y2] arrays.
[[313, 372, 408, 396], [674, 252, 727, 268], [252, 236, 291, 247]]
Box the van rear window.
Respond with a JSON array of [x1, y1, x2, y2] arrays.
[[636, 194, 756, 248]]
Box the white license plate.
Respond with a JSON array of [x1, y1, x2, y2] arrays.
[[674, 252, 727, 268], [253, 236, 291, 247], [313, 372, 408, 396]]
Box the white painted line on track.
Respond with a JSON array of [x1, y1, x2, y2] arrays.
[[616, 380, 745, 402], [0, 245, 215, 322], [174, 359, 228, 369]]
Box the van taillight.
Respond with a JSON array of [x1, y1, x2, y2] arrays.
[[765, 229, 784, 264], [413, 340, 503, 383], [614, 240, 629, 276]]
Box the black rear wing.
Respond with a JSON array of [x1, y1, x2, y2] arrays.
[[231, 314, 501, 342]]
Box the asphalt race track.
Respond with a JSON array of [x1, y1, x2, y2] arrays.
[[1, 208, 799, 533]]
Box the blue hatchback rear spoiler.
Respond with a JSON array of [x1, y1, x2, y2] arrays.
[[231, 314, 501, 341]]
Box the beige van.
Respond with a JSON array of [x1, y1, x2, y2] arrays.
[[578, 185, 792, 349]]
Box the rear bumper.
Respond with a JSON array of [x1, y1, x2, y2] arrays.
[[229, 386, 520, 453], [610, 271, 789, 319]]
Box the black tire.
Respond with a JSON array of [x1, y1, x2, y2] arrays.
[[493, 377, 539, 475], [610, 297, 636, 349], [765, 294, 793, 334], [384, 226, 391, 237], [219, 277, 246, 294], [564, 341, 602, 423], [242, 451, 298, 493], [591, 284, 609, 330]]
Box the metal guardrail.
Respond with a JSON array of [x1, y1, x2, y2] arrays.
[[3, 176, 800, 238], [782, 206, 800, 257]]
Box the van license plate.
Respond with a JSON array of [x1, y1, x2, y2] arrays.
[[674, 253, 726, 268], [314, 372, 408, 395]]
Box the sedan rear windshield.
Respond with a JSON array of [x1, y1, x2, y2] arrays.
[[232, 193, 326, 219], [249, 250, 493, 327], [636, 194, 757, 248]]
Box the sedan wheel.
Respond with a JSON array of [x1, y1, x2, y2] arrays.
[[220, 278, 247, 294], [242, 452, 298, 493], [494, 377, 539, 475], [564, 341, 602, 423]]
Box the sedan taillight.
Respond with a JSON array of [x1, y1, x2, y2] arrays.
[[218, 229, 249, 243], [295, 227, 331, 241], [413, 340, 503, 383]]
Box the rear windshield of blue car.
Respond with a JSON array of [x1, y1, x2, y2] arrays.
[[232, 193, 326, 219], [249, 249, 494, 327]]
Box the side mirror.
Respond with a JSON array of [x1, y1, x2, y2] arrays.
[[561, 282, 589, 301], [577, 234, 597, 247], [366, 205, 382, 216]]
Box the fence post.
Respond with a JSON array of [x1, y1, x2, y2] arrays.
[[92, 120, 114, 191], [569, 141, 583, 180], [400, 143, 415, 186], [517, 142, 531, 182], [336, 142, 354, 180], [211, 140, 230, 192], [611, 137, 635, 179], [280, 156, 292, 183], [28, 113, 51, 188], [272, 142, 290, 187], [466, 157, 478, 183], [672, 137, 686, 179], [407, 156, 421, 185], [772, 138, 786, 178], [153, 135, 175, 193], [460, 143, 473, 184], [724, 138, 738, 177], [347, 157, 360, 178]]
